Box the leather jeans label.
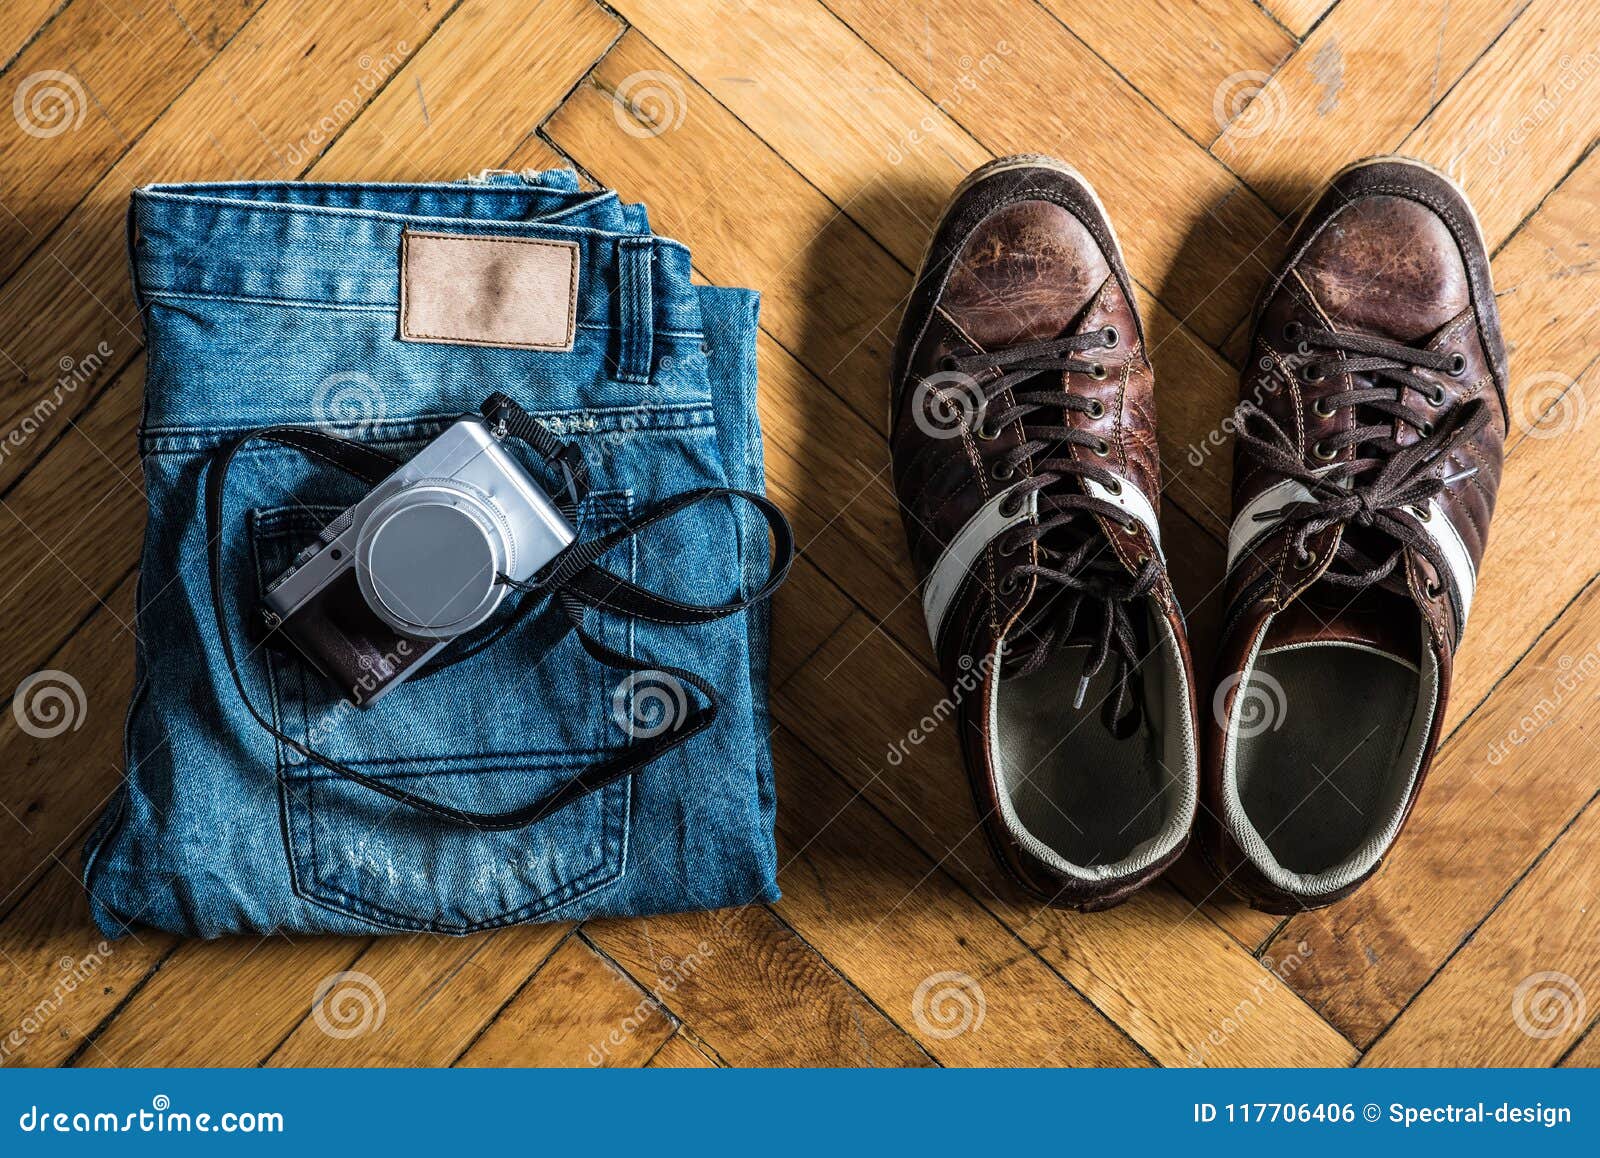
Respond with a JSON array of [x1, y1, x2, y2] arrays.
[[399, 230, 579, 350]]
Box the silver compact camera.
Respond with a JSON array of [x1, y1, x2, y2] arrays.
[[263, 413, 576, 706]]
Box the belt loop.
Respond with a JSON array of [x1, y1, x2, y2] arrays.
[[616, 237, 654, 385]]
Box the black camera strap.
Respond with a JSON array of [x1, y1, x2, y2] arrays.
[[205, 397, 793, 832]]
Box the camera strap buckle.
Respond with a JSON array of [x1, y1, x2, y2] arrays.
[[482, 392, 590, 513]]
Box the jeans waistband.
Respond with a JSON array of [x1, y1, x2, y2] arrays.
[[129, 182, 703, 339]]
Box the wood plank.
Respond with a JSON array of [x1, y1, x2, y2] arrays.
[[544, 31, 902, 436], [647, 1031, 718, 1067], [1445, 150, 1600, 726], [823, 0, 1287, 347], [0, 862, 174, 1067], [1035, 0, 1296, 145], [0, 0, 262, 285], [1261, 0, 1338, 38], [264, 924, 572, 1065], [455, 935, 676, 1067], [607, 0, 987, 269], [310, 0, 620, 182], [0, 0, 65, 73], [771, 728, 1147, 1065], [76, 935, 366, 1065], [774, 611, 1357, 1066], [1400, 0, 1600, 244], [0, 361, 143, 695], [769, 556, 857, 690], [1362, 795, 1600, 1066], [0, 0, 452, 489], [0, 570, 136, 903], [1214, 0, 1527, 215], [1271, 574, 1600, 1046], [1558, 1022, 1600, 1067], [583, 906, 934, 1067]]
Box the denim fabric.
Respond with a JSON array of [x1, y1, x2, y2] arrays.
[[83, 170, 779, 937]]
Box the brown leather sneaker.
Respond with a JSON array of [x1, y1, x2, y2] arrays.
[[1203, 156, 1508, 913], [890, 155, 1199, 911]]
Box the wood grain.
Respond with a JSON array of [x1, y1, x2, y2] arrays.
[[1214, 1, 1528, 214], [1362, 794, 1600, 1066], [455, 935, 676, 1067]]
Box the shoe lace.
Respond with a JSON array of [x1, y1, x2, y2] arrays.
[[1234, 324, 1490, 593], [944, 330, 1162, 739]]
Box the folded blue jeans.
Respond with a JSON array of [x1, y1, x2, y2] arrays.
[[83, 170, 780, 938]]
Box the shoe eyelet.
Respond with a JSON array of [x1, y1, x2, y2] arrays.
[[1300, 363, 1326, 383], [974, 417, 1001, 441], [1420, 420, 1435, 437], [1283, 321, 1303, 342], [1312, 441, 1336, 461], [1427, 383, 1447, 406], [1135, 553, 1150, 567], [991, 460, 1015, 481], [1425, 579, 1444, 599], [1312, 396, 1336, 418], [1100, 325, 1120, 349], [998, 492, 1025, 519], [1447, 353, 1467, 377], [1088, 363, 1109, 381], [1293, 550, 1315, 570], [1085, 399, 1106, 420], [1122, 520, 1138, 536], [1410, 504, 1432, 522], [999, 572, 1021, 595], [1103, 477, 1123, 496], [1092, 438, 1111, 457], [998, 532, 1023, 557], [939, 354, 958, 371]]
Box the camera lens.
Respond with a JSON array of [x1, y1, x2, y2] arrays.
[[356, 483, 511, 639]]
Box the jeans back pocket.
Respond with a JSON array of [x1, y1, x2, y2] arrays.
[[248, 490, 636, 933]]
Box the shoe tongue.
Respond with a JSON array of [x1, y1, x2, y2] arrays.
[[1263, 582, 1420, 664]]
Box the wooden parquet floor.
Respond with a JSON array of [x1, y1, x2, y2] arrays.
[[0, 0, 1596, 1068]]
